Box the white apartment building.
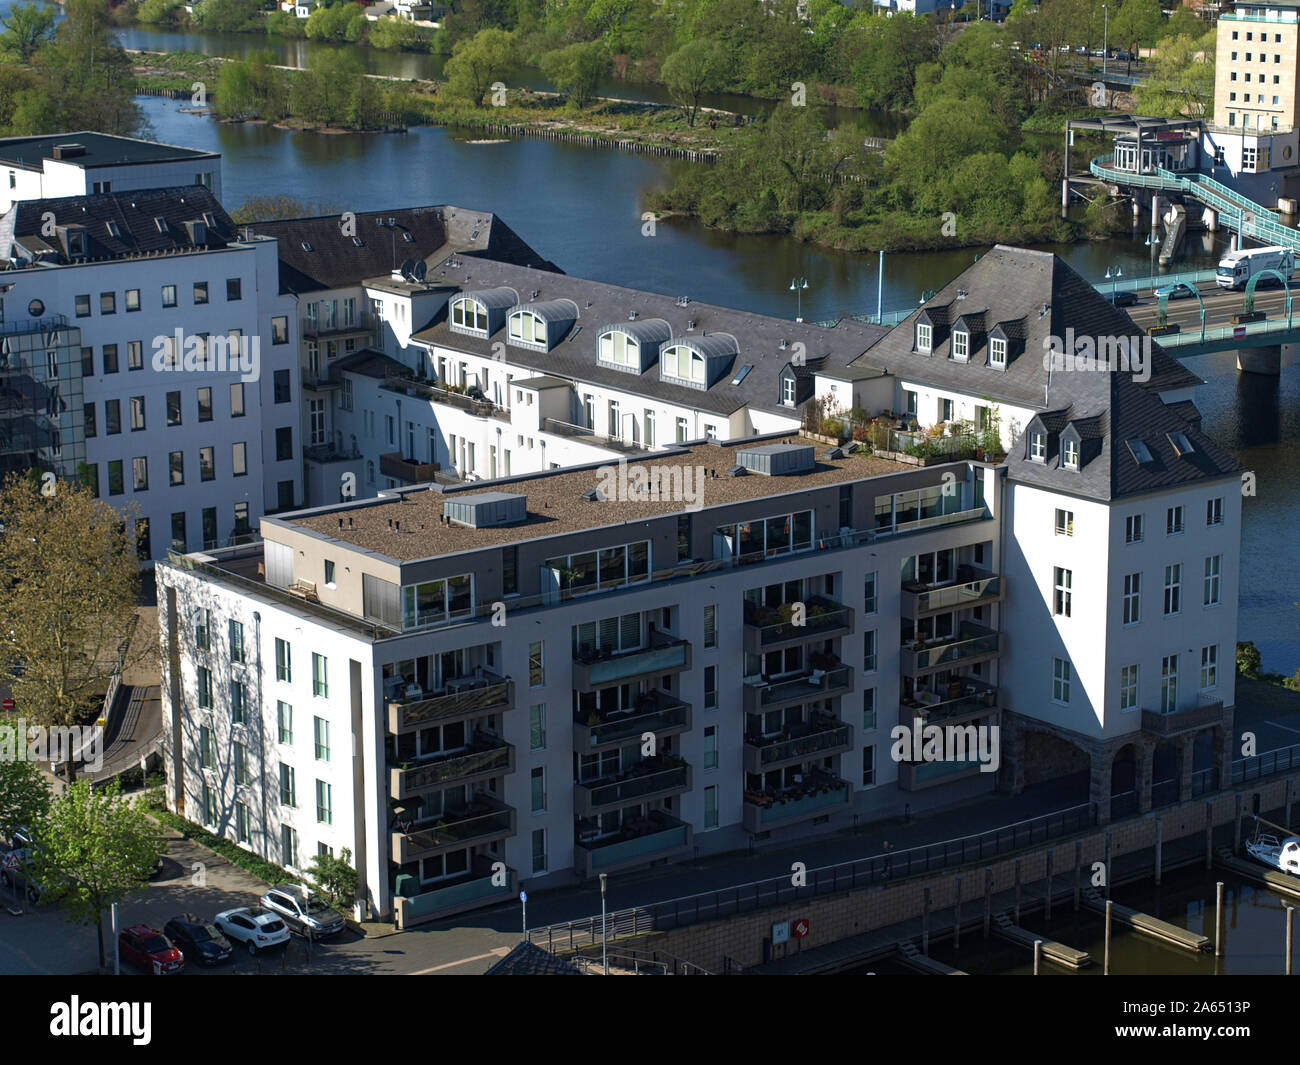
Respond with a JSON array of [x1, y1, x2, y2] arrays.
[[155, 245, 1242, 927], [0, 133, 221, 213], [0, 186, 298, 559]]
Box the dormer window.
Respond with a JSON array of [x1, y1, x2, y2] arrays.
[[951, 330, 968, 362], [599, 330, 639, 368], [781, 377, 796, 405], [451, 297, 488, 334], [1029, 430, 1046, 462], [509, 310, 544, 346], [990, 337, 1006, 368], [916, 322, 932, 353], [663, 344, 706, 385], [1063, 438, 1079, 469], [67, 231, 86, 257]]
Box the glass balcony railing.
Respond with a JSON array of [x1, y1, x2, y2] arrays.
[[743, 596, 854, 649], [390, 736, 514, 796], [743, 778, 852, 831], [392, 802, 515, 862], [751, 665, 853, 709], [576, 819, 692, 877], [745, 723, 853, 770], [573, 632, 691, 688], [899, 681, 1000, 725], [573, 693, 690, 749], [393, 859, 515, 928], [575, 763, 690, 813], [903, 572, 1002, 614], [902, 625, 1001, 672]]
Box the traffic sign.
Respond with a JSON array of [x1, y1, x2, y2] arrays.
[[1234, 325, 1247, 339], [792, 918, 810, 939], [771, 920, 790, 945], [1, 698, 13, 711]]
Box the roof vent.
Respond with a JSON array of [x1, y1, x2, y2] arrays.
[[352, 237, 365, 248], [530, 289, 540, 300], [581, 487, 604, 502], [402, 232, 415, 243], [301, 241, 313, 252], [737, 443, 815, 476], [687, 320, 696, 331], [725, 465, 747, 477], [779, 339, 787, 350], [824, 447, 844, 461], [956, 288, 968, 300], [442, 492, 527, 528], [51, 143, 85, 159], [628, 310, 638, 320]]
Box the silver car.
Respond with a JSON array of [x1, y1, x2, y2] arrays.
[[259, 885, 346, 939], [213, 906, 291, 955]]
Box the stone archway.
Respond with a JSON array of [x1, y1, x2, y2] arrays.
[[1111, 743, 1139, 819], [1151, 740, 1182, 808]]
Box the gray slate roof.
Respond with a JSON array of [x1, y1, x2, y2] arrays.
[[484, 941, 584, 976]]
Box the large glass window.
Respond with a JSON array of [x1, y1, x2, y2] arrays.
[[451, 298, 488, 332], [401, 574, 474, 629], [714, 512, 813, 562]]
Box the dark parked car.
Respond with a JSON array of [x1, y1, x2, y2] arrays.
[[118, 924, 184, 975], [1112, 290, 1139, 307], [163, 915, 234, 966]]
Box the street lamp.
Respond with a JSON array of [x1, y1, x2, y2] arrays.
[[789, 277, 809, 322], [1145, 232, 1158, 285], [600, 873, 608, 975], [1102, 4, 1108, 79], [1105, 265, 1123, 302]]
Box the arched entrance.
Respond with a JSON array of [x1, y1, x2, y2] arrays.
[[1020, 729, 1091, 805], [1111, 744, 1139, 818]]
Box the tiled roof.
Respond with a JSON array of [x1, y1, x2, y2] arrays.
[[484, 941, 584, 976]]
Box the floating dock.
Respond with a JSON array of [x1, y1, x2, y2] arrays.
[[1082, 889, 1211, 952], [992, 913, 1090, 968], [1214, 848, 1300, 902], [897, 942, 966, 975]]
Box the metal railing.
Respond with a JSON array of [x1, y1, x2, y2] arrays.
[[1233, 741, 1300, 783], [526, 803, 1094, 951]]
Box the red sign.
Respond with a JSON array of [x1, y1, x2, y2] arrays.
[[792, 918, 810, 939], [1, 699, 13, 711], [1234, 325, 1247, 339]]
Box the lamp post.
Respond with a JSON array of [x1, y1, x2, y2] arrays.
[[1105, 265, 1123, 302], [1145, 232, 1157, 286], [1102, 5, 1108, 80], [789, 277, 809, 322], [600, 873, 608, 975]]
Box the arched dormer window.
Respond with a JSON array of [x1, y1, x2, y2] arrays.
[[662, 344, 706, 385], [599, 330, 640, 368], [509, 310, 544, 345], [450, 297, 489, 334]]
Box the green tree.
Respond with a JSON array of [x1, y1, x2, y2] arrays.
[[1111, 0, 1162, 72], [0, 3, 56, 60], [1134, 30, 1215, 118], [31, 780, 163, 971], [190, 0, 261, 31], [540, 39, 608, 109], [0, 475, 148, 736], [28, 0, 141, 135], [229, 195, 343, 223], [851, 13, 938, 111], [441, 27, 516, 106], [1237, 641, 1263, 678], [1161, 5, 1204, 41], [0, 750, 49, 838], [660, 38, 727, 127], [305, 846, 358, 913]]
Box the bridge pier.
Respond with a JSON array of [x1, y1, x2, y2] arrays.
[[1150, 194, 1162, 229], [1204, 207, 1218, 232], [1237, 344, 1282, 374]]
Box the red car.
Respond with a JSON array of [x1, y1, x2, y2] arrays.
[[118, 924, 184, 974]]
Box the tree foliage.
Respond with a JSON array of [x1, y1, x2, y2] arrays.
[[1134, 30, 1216, 118], [0, 752, 49, 839], [660, 38, 726, 126], [305, 846, 358, 912], [540, 39, 608, 109], [0, 3, 55, 60], [442, 27, 516, 106]]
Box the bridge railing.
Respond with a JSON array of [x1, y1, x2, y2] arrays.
[[1108, 268, 1218, 294]]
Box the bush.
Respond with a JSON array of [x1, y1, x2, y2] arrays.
[[1237, 641, 1263, 678]]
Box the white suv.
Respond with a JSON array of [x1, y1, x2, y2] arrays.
[[213, 907, 291, 955], [260, 885, 346, 939]]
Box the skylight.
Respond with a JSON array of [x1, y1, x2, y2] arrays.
[[1127, 438, 1154, 464], [731, 365, 753, 386], [1167, 431, 1194, 456]]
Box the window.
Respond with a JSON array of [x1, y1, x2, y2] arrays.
[[202, 783, 217, 827], [916, 322, 932, 353], [862, 746, 876, 787], [862, 688, 876, 730], [781, 378, 796, 405], [74, 294, 90, 318], [169, 451, 184, 486], [989, 337, 1006, 368], [1163, 564, 1182, 616], [84, 403, 96, 438], [704, 786, 718, 829], [272, 316, 289, 344], [644, 410, 655, 447], [1055, 509, 1073, 537], [162, 390, 181, 427], [274, 762, 295, 807], [227, 278, 242, 301], [276, 426, 293, 462], [199, 725, 215, 769], [314, 716, 330, 760], [124, 340, 143, 371], [401, 574, 474, 629], [661, 343, 708, 385], [277, 701, 293, 744], [282, 826, 298, 869], [324, 560, 335, 587], [1120, 664, 1139, 711], [704, 604, 717, 649], [704, 725, 718, 769], [938, 398, 953, 423], [1201, 645, 1218, 689], [451, 298, 489, 333], [676, 417, 689, 443], [103, 344, 118, 374], [199, 447, 214, 482], [128, 395, 145, 432], [951, 330, 968, 361], [1063, 439, 1079, 470], [1204, 555, 1221, 606], [863, 629, 877, 672], [312, 654, 328, 698], [531, 828, 547, 874], [233, 742, 248, 786], [1160, 654, 1178, 713], [275, 638, 291, 682], [864, 572, 877, 614], [228, 620, 244, 663], [170, 512, 186, 552], [193, 281, 208, 305], [1125, 514, 1144, 544], [1207, 497, 1223, 526], [230, 383, 245, 418], [530, 766, 546, 812], [231, 680, 247, 723], [704, 665, 717, 709], [162, 284, 176, 308], [904, 390, 918, 417], [1166, 505, 1185, 535], [232, 442, 247, 477], [1052, 658, 1071, 704], [100, 292, 115, 315], [509, 310, 547, 348], [197, 388, 212, 422], [529, 641, 544, 686], [107, 460, 124, 496], [1029, 431, 1046, 462], [1122, 573, 1141, 625], [1053, 567, 1072, 617], [131, 457, 149, 492], [316, 780, 332, 825], [529, 704, 546, 750], [194, 609, 211, 651]]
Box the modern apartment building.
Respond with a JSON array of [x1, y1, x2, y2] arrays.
[[155, 244, 1243, 928]]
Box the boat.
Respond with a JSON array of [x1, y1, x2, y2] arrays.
[[1244, 833, 1300, 876]]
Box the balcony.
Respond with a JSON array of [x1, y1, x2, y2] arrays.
[[742, 775, 852, 832], [391, 796, 515, 864], [572, 632, 691, 691], [573, 691, 690, 751], [304, 444, 361, 464], [1142, 694, 1228, 738], [389, 734, 514, 799], [899, 680, 1000, 727], [902, 569, 1004, 617], [574, 759, 691, 817], [900, 623, 1002, 675], [388, 674, 513, 733], [744, 717, 853, 773], [384, 375, 511, 421], [301, 311, 373, 338], [393, 857, 514, 929], [574, 813, 692, 879], [380, 452, 440, 484], [743, 663, 854, 714], [743, 595, 855, 654]]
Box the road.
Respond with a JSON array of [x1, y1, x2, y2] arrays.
[[1116, 278, 1300, 337]]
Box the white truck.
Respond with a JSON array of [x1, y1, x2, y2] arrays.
[[1216, 245, 1295, 289]]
